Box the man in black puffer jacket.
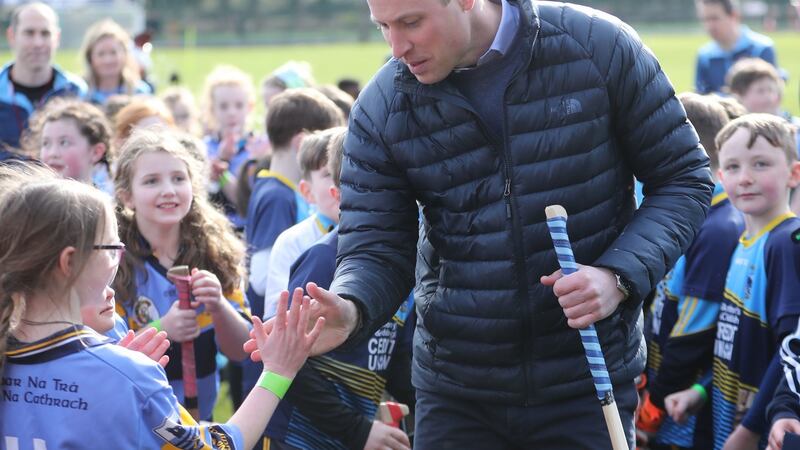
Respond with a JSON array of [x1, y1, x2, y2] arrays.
[[296, 0, 714, 448]]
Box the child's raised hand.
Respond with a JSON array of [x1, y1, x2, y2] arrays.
[[665, 387, 705, 424], [160, 300, 200, 343], [190, 268, 225, 314], [769, 418, 800, 450], [219, 131, 238, 161], [251, 288, 324, 378], [118, 328, 170, 368]]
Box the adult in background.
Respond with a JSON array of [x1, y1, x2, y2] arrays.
[[0, 2, 86, 158], [244, 0, 713, 448], [694, 0, 778, 95]]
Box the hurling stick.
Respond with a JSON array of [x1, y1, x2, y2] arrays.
[[166, 265, 199, 420], [545, 205, 628, 450]]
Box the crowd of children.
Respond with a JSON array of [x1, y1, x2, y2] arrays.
[[2, 1, 800, 449]]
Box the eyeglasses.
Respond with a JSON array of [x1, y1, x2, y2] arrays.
[[93, 243, 126, 266]]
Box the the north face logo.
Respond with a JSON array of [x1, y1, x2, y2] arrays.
[[550, 97, 583, 118]]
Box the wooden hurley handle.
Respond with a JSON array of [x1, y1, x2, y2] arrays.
[[603, 401, 629, 450]]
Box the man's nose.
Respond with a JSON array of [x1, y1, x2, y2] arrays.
[[388, 29, 412, 60]]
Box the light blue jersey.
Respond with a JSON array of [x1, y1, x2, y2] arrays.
[[712, 214, 800, 449], [1, 326, 243, 449]]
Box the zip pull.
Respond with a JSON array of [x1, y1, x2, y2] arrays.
[[504, 178, 512, 219]]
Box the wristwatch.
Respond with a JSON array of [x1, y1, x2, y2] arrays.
[[614, 273, 631, 301]]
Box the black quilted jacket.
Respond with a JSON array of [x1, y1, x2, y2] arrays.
[[330, 0, 713, 404]]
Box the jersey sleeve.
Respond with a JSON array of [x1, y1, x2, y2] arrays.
[[288, 243, 337, 293], [766, 224, 800, 335], [680, 208, 741, 302], [143, 384, 244, 449], [246, 186, 296, 251]]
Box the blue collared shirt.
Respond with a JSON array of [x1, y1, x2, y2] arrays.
[[477, 0, 520, 66], [695, 25, 777, 94]]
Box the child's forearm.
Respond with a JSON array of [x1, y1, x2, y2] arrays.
[[742, 351, 784, 434], [228, 379, 282, 449], [212, 300, 251, 361]]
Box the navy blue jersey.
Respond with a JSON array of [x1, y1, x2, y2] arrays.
[[712, 214, 800, 449], [116, 255, 250, 420], [0, 326, 243, 449], [266, 230, 415, 449], [245, 170, 309, 252], [245, 169, 309, 318], [646, 186, 744, 447]]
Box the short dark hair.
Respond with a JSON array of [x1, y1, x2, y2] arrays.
[[266, 88, 344, 151], [696, 0, 739, 15]]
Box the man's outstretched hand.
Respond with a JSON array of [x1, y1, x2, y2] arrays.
[[243, 283, 360, 360]]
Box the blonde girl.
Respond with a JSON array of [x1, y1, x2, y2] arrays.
[[80, 19, 153, 105]]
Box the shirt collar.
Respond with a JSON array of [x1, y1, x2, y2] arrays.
[[454, 0, 520, 72]]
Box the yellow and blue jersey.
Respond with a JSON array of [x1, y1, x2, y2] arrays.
[[712, 214, 800, 449], [265, 230, 415, 449], [647, 185, 744, 448], [115, 255, 250, 421], [0, 326, 243, 449]]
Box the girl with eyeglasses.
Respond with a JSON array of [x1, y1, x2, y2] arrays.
[[0, 161, 324, 448], [112, 126, 253, 421]]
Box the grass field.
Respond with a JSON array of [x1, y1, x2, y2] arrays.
[[1, 30, 798, 117]]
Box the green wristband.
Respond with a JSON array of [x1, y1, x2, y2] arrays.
[[691, 383, 708, 402], [149, 319, 162, 332], [218, 170, 232, 188], [257, 371, 292, 399]]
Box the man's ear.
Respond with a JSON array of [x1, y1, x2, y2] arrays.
[[6, 27, 14, 47]]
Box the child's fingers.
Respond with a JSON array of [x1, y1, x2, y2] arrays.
[[118, 330, 135, 347], [274, 291, 289, 332], [158, 355, 170, 368], [287, 288, 303, 329]]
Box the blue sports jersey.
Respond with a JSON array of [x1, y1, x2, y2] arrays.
[[115, 255, 250, 420], [0, 326, 243, 449], [0, 63, 87, 149], [266, 230, 415, 449], [712, 214, 800, 449], [647, 186, 744, 448], [695, 25, 777, 95], [87, 80, 152, 105], [103, 312, 130, 341], [245, 169, 309, 318]]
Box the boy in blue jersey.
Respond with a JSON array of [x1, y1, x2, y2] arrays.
[[683, 114, 800, 449], [639, 93, 745, 450], [242, 88, 344, 401], [262, 128, 414, 450], [263, 128, 343, 320], [694, 0, 778, 95]]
